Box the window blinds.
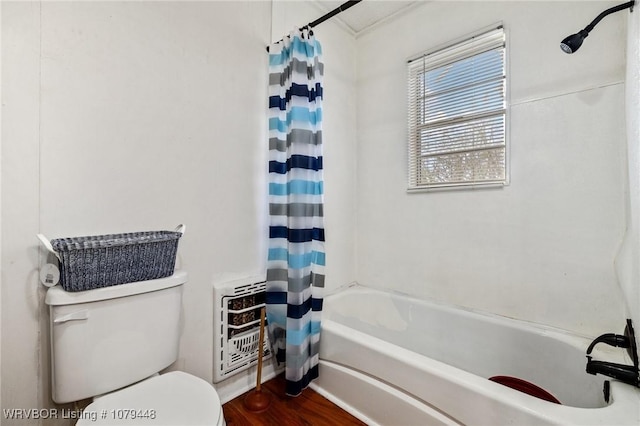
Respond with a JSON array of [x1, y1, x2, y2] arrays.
[[407, 27, 507, 190]]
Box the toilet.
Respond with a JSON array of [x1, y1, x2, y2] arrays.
[[45, 271, 225, 425]]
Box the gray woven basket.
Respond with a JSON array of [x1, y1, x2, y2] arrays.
[[46, 228, 183, 292]]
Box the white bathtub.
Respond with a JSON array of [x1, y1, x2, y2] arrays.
[[309, 285, 640, 425]]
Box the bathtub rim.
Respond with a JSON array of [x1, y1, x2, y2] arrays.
[[324, 283, 632, 357]]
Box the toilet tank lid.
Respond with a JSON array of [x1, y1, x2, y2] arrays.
[[45, 271, 188, 306]]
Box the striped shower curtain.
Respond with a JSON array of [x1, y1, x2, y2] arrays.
[[266, 27, 325, 397]]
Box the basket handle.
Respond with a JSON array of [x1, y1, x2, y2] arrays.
[[174, 224, 186, 235], [36, 234, 62, 262]]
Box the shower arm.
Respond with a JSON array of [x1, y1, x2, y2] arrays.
[[308, 0, 362, 29], [581, 1, 635, 35]]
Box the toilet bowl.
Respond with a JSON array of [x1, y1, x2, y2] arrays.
[[77, 372, 224, 426], [46, 271, 225, 425]]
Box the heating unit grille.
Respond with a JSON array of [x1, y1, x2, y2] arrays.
[[213, 277, 271, 382]]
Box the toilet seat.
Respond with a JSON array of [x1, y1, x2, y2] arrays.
[[76, 371, 224, 426]]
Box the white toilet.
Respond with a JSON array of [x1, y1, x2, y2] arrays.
[[46, 271, 225, 425]]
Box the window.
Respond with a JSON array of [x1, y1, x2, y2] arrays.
[[407, 26, 507, 190]]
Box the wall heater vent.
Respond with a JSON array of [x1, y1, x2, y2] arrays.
[[213, 276, 271, 383]]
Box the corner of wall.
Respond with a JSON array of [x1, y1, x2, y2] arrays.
[[619, 3, 640, 353]]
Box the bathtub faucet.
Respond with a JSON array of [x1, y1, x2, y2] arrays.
[[585, 319, 639, 388], [585, 358, 639, 387]]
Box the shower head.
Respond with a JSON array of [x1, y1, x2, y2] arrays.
[[560, 30, 589, 54], [560, 1, 635, 54]]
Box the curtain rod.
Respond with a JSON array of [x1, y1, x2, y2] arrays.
[[309, 0, 362, 28], [267, 0, 363, 52]]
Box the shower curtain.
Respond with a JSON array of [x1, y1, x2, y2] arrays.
[[266, 27, 325, 397]]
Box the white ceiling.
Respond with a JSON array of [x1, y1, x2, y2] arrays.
[[313, 1, 423, 35]]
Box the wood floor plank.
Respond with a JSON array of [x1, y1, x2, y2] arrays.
[[223, 374, 366, 426]]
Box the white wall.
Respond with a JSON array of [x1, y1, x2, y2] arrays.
[[355, 1, 629, 337], [617, 3, 640, 350], [1, 0, 357, 420], [2, 1, 45, 421]]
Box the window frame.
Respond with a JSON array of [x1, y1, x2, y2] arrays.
[[407, 25, 509, 192]]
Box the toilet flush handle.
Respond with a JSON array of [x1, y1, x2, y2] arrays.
[[53, 309, 89, 324]]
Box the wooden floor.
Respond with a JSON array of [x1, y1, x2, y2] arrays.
[[223, 375, 366, 426]]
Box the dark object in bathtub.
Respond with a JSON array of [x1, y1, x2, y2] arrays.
[[585, 319, 640, 388], [603, 380, 610, 404], [489, 376, 561, 404]]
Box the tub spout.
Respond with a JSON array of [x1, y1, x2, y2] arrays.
[[585, 358, 639, 387]]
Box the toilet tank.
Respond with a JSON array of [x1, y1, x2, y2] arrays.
[[46, 271, 187, 403]]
